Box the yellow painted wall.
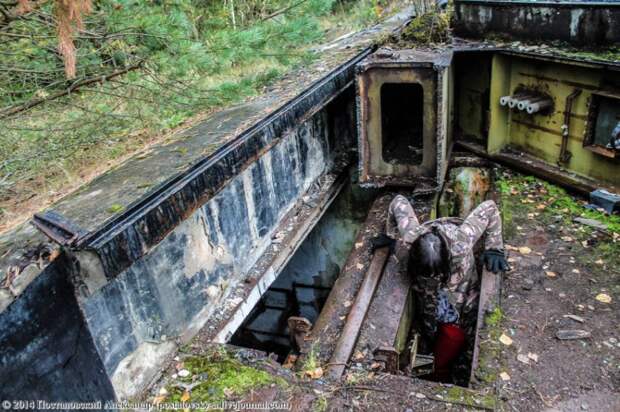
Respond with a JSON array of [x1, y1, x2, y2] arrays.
[[488, 54, 620, 186]]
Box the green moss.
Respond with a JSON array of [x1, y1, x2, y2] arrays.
[[473, 307, 504, 386], [485, 307, 503, 329], [497, 174, 620, 235], [301, 341, 320, 375], [106, 203, 124, 214], [400, 10, 450, 45], [313, 395, 328, 412], [433, 386, 496, 410], [162, 350, 285, 407]]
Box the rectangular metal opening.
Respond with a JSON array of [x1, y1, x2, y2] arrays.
[[381, 83, 425, 165]]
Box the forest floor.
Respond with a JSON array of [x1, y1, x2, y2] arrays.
[[143, 170, 619, 411]]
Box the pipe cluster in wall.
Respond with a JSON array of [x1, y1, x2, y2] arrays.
[[500, 93, 553, 114]]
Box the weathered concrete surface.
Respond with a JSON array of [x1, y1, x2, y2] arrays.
[[453, 1, 620, 46], [82, 108, 338, 399], [0, 254, 115, 403], [0, 7, 414, 315]]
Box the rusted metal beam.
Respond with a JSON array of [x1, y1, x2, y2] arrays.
[[326, 246, 389, 380], [295, 195, 391, 367], [456, 139, 620, 196]]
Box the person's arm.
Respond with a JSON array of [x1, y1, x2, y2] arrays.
[[457, 200, 509, 272], [386, 194, 428, 244], [372, 194, 422, 251]]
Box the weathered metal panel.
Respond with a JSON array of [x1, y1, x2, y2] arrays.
[[454, 1, 620, 46], [486, 53, 620, 188], [356, 49, 453, 190]]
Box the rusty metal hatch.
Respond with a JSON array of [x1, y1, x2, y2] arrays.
[[356, 48, 454, 190]]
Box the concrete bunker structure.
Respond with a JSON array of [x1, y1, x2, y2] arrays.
[[1, 2, 619, 406]]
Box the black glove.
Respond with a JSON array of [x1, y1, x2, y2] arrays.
[[482, 249, 510, 273], [370, 233, 396, 253]]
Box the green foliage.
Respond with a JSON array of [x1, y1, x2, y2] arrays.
[[0, 0, 382, 226]]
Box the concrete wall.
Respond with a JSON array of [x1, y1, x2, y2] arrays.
[[79, 99, 355, 399], [0, 255, 115, 403]]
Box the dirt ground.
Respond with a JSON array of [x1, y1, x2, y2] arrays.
[[493, 175, 620, 412]]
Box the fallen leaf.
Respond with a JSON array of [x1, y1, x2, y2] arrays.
[[527, 352, 539, 363], [572, 269, 580, 274], [499, 333, 513, 346], [595, 259, 604, 265], [354, 242, 363, 249], [500, 372, 511, 381], [536, 204, 546, 210], [306, 367, 323, 379], [415, 393, 426, 399], [181, 391, 190, 402], [223, 388, 234, 397], [556, 329, 591, 340], [563, 314, 584, 323], [353, 351, 365, 361], [561, 236, 573, 242], [518, 246, 532, 255], [370, 362, 382, 370], [545, 271, 557, 278], [356, 263, 364, 270], [343, 300, 352, 308], [517, 354, 530, 364], [505, 245, 519, 251], [153, 395, 166, 405], [595, 293, 612, 304]]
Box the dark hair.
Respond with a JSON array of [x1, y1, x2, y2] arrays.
[[407, 229, 450, 283]]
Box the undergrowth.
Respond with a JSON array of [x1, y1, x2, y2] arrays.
[[0, 0, 389, 229]]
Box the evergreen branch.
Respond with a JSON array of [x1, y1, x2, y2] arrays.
[[0, 60, 143, 119]]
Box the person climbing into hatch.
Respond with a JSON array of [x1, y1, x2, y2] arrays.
[[372, 195, 509, 382]]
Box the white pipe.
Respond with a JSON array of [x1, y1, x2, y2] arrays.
[[517, 96, 545, 111], [526, 99, 553, 114], [500, 95, 511, 106], [508, 93, 531, 108]]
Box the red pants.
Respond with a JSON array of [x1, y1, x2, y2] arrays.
[[432, 323, 466, 381]]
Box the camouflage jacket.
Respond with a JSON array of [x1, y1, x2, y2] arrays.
[[387, 195, 504, 326]]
